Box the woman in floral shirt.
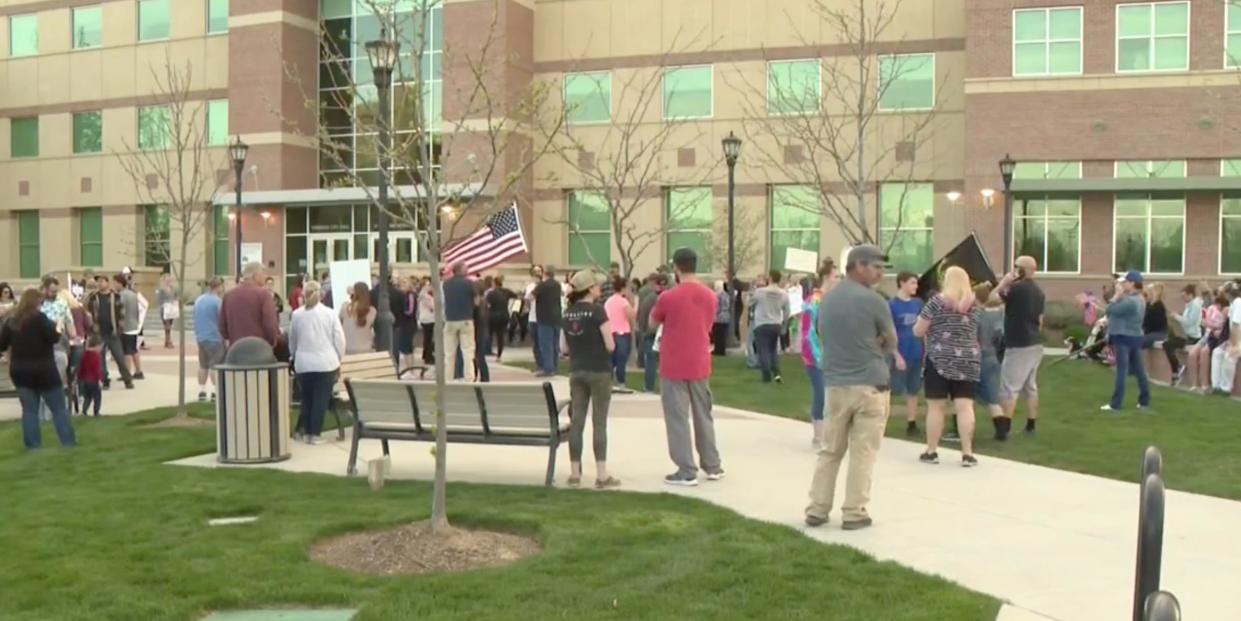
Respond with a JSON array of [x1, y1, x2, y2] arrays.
[[913, 266, 981, 468]]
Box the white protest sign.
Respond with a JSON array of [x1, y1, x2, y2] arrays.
[[784, 247, 819, 274], [787, 285, 804, 316], [329, 259, 371, 310]]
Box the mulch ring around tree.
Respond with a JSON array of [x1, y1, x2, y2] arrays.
[[309, 521, 541, 576]]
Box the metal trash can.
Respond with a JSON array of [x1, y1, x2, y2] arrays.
[[215, 337, 291, 463]]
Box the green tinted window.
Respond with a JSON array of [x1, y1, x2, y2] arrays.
[[138, 106, 169, 150], [144, 205, 171, 269], [568, 191, 611, 266], [73, 6, 102, 49], [1113, 194, 1184, 274], [10, 117, 39, 158], [73, 111, 103, 154], [879, 54, 935, 110], [1116, 160, 1185, 178], [1117, 2, 1188, 72], [664, 66, 712, 119], [1013, 8, 1082, 76], [564, 73, 611, 124], [18, 211, 40, 279], [769, 185, 819, 270], [9, 14, 38, 57], [1014, 161, 1082, 180], [139, 0, 170, 41], [879, 183, 934, 272], [1228, 2, 1241, 68], [214, 205, 231, 276], [208, 0, 229, 34], [1224, 160, 1241, 177], [1014, 196, 1080, 273], [79, 208, 104, 267], [767, 60, 820, 115], [666, 187, 712, 270], [1223, 194, 1241, 273], [207, 100, 228, 146]]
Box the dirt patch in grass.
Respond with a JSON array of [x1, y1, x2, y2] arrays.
[[141, 415, 215, 430], [310, 520, 540, 575]]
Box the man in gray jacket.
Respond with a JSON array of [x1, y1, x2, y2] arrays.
[[747, 270, 790, 383]]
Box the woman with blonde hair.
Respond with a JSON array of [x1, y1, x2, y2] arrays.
[[289, 280, 346, 444], [339, 281, 376, 354], [913, 266, 981, 467]]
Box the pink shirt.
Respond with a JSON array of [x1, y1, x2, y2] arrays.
[[604, 294, 632, 334], [651, 281, 717, 382]]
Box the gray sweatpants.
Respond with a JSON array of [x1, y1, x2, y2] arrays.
[[568, 370, 613, 462], [660, 378, 722, 477]]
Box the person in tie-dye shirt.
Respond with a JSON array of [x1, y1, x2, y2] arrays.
[[801, 260, 841, 449]]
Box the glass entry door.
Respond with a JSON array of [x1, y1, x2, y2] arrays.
[[310, 235, 352, 278]]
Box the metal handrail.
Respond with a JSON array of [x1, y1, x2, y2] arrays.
[[1133, 446, 1171, 621]]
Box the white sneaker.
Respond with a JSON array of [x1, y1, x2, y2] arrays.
[[1100, 404, 1118, 412], [307, 435, 323, 445]]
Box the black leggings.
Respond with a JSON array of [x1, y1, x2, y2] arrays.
[[1162, 335, 1186, 373], [489, 316, 508, 357], [421, 322, 435, 364]]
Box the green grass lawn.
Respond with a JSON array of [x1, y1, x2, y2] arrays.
[[0, 405, 997, 621], [539, 354, 1240, 501]]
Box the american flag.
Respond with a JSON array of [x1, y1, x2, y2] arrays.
[[441, 202, 527, 273]]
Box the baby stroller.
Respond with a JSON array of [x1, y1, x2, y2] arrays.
[[1055, 316, 1112, 366]]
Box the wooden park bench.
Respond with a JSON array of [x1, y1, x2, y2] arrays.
[[343, 380, 570, 485]]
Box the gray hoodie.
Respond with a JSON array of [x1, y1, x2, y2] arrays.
[[748, 285, 790, 327]]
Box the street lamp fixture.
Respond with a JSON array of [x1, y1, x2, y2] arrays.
[[998, 153, 1017, 266], [980, 188, 995, 210], [229, 135, 249, 283], [367, 29, 401, 355], [721, 130, 743, 348], [946, 191, 962, 204]]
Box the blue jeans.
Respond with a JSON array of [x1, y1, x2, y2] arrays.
[[745, 328, 759, 368], [754, 324, 782, 382], [18, 386, 75, 449], [805, 364, 825, 421], [529, 322, 541, 367], [536, 323, 560, 374], [640, 333, 659, 392], [612, 333, 632, 384], [295, 371, 335, 437], [1110, 335, 1151, 409], [80, 382, 102, 416]]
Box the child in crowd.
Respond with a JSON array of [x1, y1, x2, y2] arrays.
[[889, 272, 924, 435], [79, 335, 104, 417]]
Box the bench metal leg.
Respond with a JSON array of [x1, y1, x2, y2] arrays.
[[347, 423, 362, 476], [331, 401, 346, 441], [381, 439, 390, 458], [545, 441, 558, 487]]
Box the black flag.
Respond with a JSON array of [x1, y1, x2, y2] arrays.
[[917, 233, 998, 300]]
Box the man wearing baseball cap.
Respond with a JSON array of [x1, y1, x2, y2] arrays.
[[1101, 270, 1150, 411], [805, 244, 897, 531]]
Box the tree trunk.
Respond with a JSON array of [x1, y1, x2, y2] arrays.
[[427, 212, 450, 534], [175, 242, 189, 417]]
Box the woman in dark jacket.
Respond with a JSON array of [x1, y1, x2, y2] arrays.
[[0, 289, 76, 449]]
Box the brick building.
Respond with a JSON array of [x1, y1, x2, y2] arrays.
[[1, 0, 1239, 301]]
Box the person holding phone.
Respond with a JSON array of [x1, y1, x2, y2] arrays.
[[988, 255, 1045, 440]]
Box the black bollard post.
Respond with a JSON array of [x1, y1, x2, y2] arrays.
[[1142, 445, 1162, 481], [1143, 591, 1181, 621], [1133, 473, 1166, 621]]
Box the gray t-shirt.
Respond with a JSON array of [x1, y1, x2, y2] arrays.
[[748, 286, 790, 327], [818, 279, 896, 387]]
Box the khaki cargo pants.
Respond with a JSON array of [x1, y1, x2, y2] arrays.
[[806, 385, 891, 523]]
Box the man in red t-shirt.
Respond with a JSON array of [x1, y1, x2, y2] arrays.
[[650, 248, 723, 486]]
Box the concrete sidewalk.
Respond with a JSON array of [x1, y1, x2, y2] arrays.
[[169, 362, 1241, 621]]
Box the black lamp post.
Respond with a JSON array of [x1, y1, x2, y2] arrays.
[[366, 30, 400, 354], [229, 136, 248, 283], [999, 153, 1016, 268], [721, 131, 742, 345]]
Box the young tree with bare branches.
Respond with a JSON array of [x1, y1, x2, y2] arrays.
[[115, 55, 225, 419], [537, 43, 716, 279], [730, 0, 943, 269], [301, 0, 563, 532]]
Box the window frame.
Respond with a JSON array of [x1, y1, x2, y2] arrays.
[[10, 116, 39, 158], [877, 53, 936, 112], [207, 0, 229, 35], [9, 13, 38, 57], [143, 205, 172, 269], [664, 186, 713, 269], [563, 71, 612, 125], [138, 105, 170, 151], [1115, 1, 1191, 73], [767, 184, 821, 271], [1011, 6, 1084, 77], [78, 208, 104, 267], [766, 59, 822, 117], [1011, 195, 1083, 275], [17, 211, 41, 279], [1111, 193, 1186, 276], [137, 0, 171, 42], [878, 182, 936, 273], [73, 110, 103, 155], [566, 190, 612, 266], [1113, 159, 1188, 178], [72, 5, 103, 50], [662, 65, 714, 121]]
